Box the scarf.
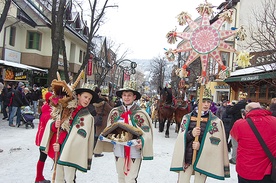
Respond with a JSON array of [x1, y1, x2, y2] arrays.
[[120, 109, 132, 175]]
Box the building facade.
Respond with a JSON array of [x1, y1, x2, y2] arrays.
[[0, 0, 101, 87], [175, 0, 275, 105]]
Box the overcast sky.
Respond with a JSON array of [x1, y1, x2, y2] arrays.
[[94, 0, 224, 60]]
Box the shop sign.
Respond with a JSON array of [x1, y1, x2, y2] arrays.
[[214, 85, 230, 89], [5, 69, 15, 80], [241, 75, 259, 81], [4, 48, 21, 63], [14, 71, 27, 80], [58, 61, 69, 67], [58, 61, 64, 66]]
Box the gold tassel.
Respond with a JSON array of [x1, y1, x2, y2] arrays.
[[166, 30, 177, 44], [164, 48, 176, 61], [196, 3, 214, 16], [236, 51, 254, 68], [236, 26, 247, 41], [176, 12, 190, 26], [218, 9, 233, 24]]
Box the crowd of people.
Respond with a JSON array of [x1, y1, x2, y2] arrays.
[[0, 79, 276, 183], [0, 81, 46, 127]]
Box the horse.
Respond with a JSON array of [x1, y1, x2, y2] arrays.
[[157, 87, 175, 138], [93, 100, 113, 139], [174, 79, 191, 133]]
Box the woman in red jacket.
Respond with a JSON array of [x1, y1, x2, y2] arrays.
[[34, 92, 52, 183]]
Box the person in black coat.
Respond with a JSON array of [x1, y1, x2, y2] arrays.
[[8, 82, 29, 127], [1, 82, 13, 120], [30, 84, 42, 115], [225, 92, 248, 164]]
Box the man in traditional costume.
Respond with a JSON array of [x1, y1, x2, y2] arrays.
[[94, 80, 153, 183], [170, 88, 230, 183]]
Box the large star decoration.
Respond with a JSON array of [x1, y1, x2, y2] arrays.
[[166, 2, 245, 83]]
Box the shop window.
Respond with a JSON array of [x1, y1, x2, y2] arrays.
[[249, 86, 257, 98], [242, 85, 249, 95], [221, 52, 230, 67], [259, 84, 267, 99], [27, 31, 42, 50], [9, 26, 16, 46], [79, 50, 83, 63], [269, 86, 276, 98]]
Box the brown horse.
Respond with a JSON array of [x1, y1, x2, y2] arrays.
[[174, 79, 191, 133], [158, 87, 175, 138], [93, 100, 113, 138], [174, 98, 191, 133]]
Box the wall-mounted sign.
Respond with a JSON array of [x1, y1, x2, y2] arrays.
[[4, 48, 21, 63]]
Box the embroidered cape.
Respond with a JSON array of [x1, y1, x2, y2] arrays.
[[40, 108, 94, 172], [170, 111, 230, 180], [94, 104, 154, 160]]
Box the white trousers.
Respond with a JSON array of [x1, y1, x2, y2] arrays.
[[115, 157, 142, 183], [55, 164, 76, 183], [178, 165, 207, 183]]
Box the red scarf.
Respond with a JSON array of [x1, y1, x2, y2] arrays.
[[120, 110, 132, 175], [70, 105, 83, 124]]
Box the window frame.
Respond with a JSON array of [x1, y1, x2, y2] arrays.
[[26, 31, 42, 51], [9, 26, 16, 46]]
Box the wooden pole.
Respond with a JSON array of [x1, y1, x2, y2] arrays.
[[52, 115, 61, 183], [192, 84, 204, 164]]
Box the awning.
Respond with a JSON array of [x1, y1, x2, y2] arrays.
[[0, 60, 48, 73], [224, 71, 276, 82]]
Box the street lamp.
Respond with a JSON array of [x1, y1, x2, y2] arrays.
[[115, 59, 137, 88]]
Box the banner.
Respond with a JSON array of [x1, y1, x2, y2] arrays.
[[124, 73, 130, 81], [87, 59, 93, 76]]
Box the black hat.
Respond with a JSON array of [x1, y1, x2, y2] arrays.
[[75, 88, 99, 104]]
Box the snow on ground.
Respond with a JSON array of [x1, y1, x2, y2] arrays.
[[0, 115, 238, 183]]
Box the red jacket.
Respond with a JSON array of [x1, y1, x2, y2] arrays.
[[35, 103, 52, 146], [230, 108, 276, 180]]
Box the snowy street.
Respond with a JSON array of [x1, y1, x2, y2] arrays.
[[0, 116, 238, 183]]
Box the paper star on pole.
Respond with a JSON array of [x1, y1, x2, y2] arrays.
[[165, 2, 243, 82]]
